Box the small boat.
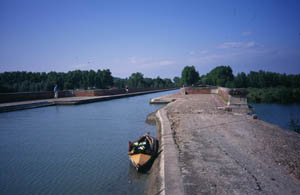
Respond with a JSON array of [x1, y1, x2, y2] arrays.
[[128, 133, 159, 172]]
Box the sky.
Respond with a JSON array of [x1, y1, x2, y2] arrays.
[[1, 0, 300, 78]]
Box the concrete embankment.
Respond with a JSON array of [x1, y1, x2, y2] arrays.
[[0, 88, 176, 112], [149, 92, 300, 195]]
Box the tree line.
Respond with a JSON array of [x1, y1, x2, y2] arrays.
[[0, 70, 113, 93], [0, 70, 175, 93], [1, 66, 300, 104], [114, 72, 174, 89], [201, 66, 300, 89], [179, 65, 300, 104]]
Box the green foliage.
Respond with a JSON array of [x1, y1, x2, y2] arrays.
[[163, 78, 173, 88], [234, 72, 248, 88], [247, 87, 300, 104], [124, 73, 174, 89], [200, 66, 300, 90], [152, 77, 165, 88], [0, 69, 175, 93], [0, 69, 114, 92], [113, 77, 127, 89], [198, 65, 300, 104], [188, 65, 300, 104], [143, 78, 154, 88], [201, 65, 234, 87], [173, 76, 181, 87], [2, 64, 300, 104], [181, 66, 200, 86], [127, 72, 145, 88], [236, 70, 300, 89]]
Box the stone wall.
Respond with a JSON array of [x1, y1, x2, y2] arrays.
[[73, 88, 166, 97], [217, 87, 248, 107], [72, 90, 97, 96], [180, 86, 213, 95], [217, 87, 230, 102]]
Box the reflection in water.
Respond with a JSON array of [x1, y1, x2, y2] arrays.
[[0, 90, 177, 195]]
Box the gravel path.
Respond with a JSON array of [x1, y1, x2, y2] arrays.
[[158, 94, 300, 195]]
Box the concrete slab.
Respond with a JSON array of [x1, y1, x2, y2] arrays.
[[156, 109, 185, 195]]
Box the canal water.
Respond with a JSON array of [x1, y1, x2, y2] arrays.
[[0, 90, 177, 195], [250, 103, 300, 131]]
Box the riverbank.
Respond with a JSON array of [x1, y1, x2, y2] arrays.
[[148, 93, 300, 195], [0, 88, 176, 112]]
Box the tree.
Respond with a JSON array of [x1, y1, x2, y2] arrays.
[[144, 78, 154, 88], [95, 70, 103, 89], [88, 70, 96, 88], [80, 71, 89, 89], [101, 69, 113, 88], [163, 78, 173, 87], [113, 77, 126, 89], [152, 77, 165, 88], [234, 72, 248, 88], [181, 66, 200, 86], [205, 65, 234, 87], [127, 72, 145, 88], [173, 76, 181, 87]]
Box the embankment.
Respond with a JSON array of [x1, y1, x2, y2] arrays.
[[148, 87, 300, 195]]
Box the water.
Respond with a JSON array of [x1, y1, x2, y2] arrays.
[[250, 103, 300, 131], [0, 90, 178, 195]]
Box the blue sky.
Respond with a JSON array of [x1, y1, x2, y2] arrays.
[[1, 0, 300, 78]]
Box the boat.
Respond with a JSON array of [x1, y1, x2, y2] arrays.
[[128, 133, 159, 172]]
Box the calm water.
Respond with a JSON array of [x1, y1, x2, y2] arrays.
[[251, 103, 300, 131], [0, 90, 177, 195]]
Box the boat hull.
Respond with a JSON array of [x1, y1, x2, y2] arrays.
[[129, 153, 156, 172], [128, 135, 159, 172]]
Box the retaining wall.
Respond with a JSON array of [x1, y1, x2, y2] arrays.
[[73, 88, 170, 97], [0, 91, 72, 103], [180, 86, 213, 95], [0, 88, 176, 103], [217, 87, 230, 102]]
